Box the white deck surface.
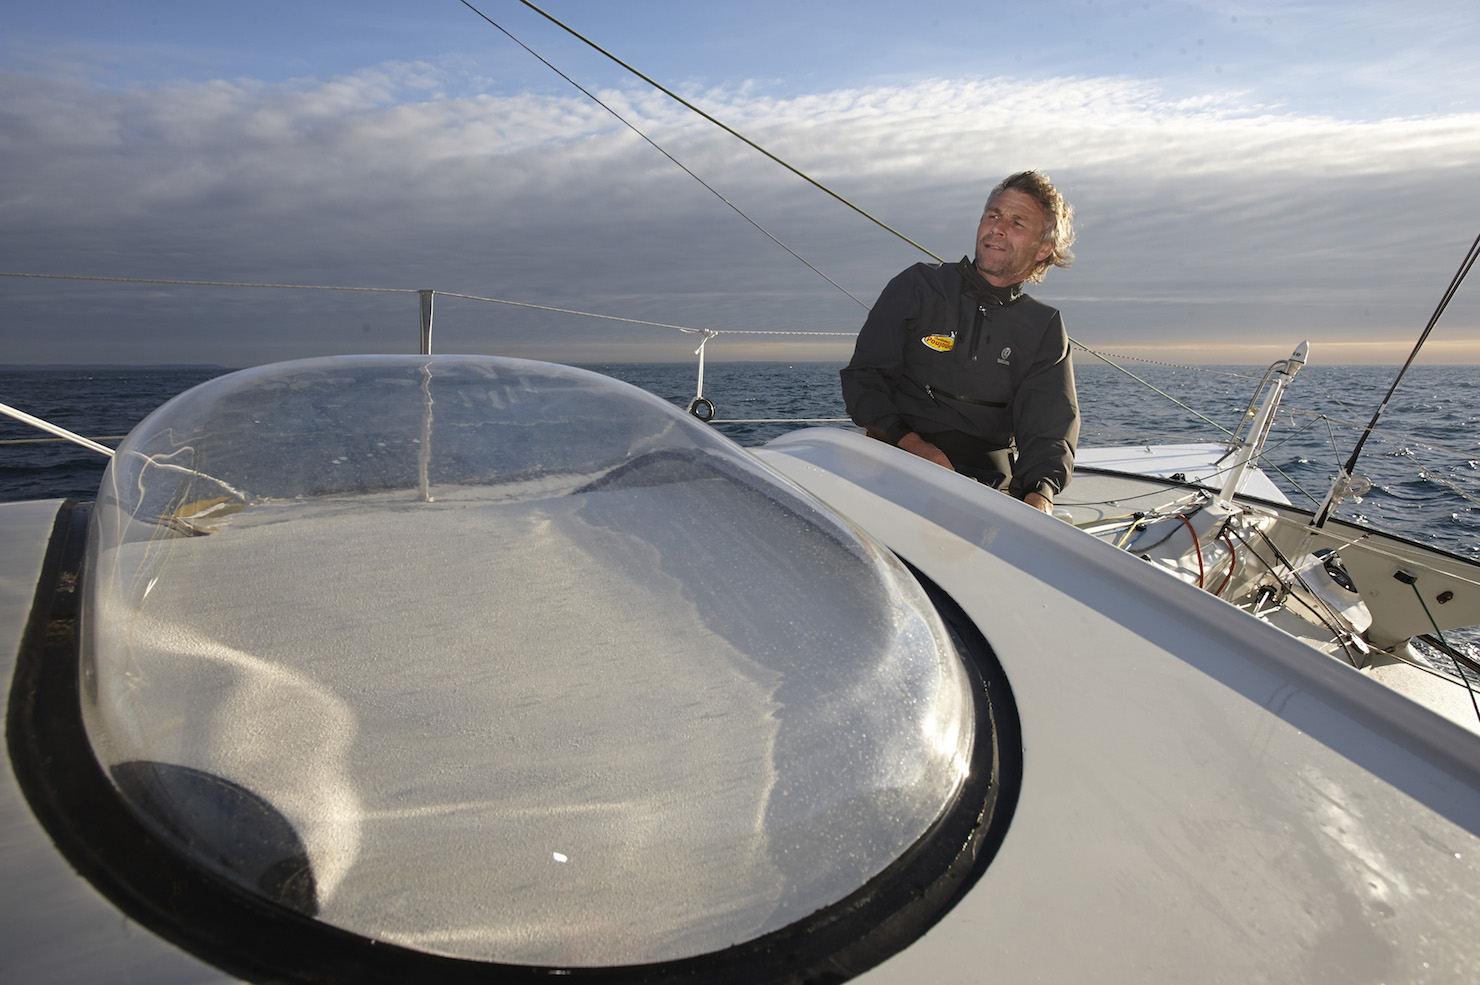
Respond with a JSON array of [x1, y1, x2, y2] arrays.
[[757, 429, 1480, 984], [1076, 441, 1288, 501], [0, 500, 59, 660]]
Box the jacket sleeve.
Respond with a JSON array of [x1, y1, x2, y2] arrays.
[[839, 268, 920, 445], [1008, 312, 1079, 503]]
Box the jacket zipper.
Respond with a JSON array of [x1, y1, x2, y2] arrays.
[[969, 304, 987, 361]]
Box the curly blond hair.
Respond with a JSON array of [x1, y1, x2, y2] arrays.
[[985, 171, 1075, 284]]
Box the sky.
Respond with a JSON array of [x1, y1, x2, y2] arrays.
[[2, 0, 1479, 366]]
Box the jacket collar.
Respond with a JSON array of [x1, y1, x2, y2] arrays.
[[957, 256, 1023, 306]]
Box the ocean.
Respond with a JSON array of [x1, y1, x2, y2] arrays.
[[4, 360, 1475, 563], [5, 358, 1478, 674]]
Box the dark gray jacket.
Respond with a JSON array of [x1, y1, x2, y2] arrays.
[[839, 257, 1079, 502]]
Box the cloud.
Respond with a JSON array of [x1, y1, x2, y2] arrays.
[[2, 61, 1478, 365]]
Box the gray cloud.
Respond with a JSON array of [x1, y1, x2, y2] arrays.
[[3, 63, 1478, 366]]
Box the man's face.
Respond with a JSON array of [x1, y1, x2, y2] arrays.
[[973, 188, 1055, 287]]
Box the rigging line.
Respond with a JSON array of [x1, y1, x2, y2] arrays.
[[1070, 345, 1257, 380], [1404, 583, 1480, 721], [718, 330, 855, 336], [1417, 633, 1480, 684], [1321, 415, 1343, 467], [1128, 504, 1209, 552], [1390, 641, 1480, 717], [1174, 513, 1206, 589], [1213, 529, 1239, 597], [1321, 229, 1480, 527], [1389, 638, 1480, 687], [1263, 463, 1319, 508], [1291, 402, 1480, 511], [1070, 341, 1238, 438], [1080, 419, 1315, 506], [0, 436, 125, 447], [1229, 411, 1334, 505], [0, 271, 416, 293], [1281, 370, 1477, 499], [1064, 483, 1207, 509], [485, 0, 944, 264], [1080, 425, 1231, 444], [1235, 525, 1367, 666], [436, 291, 851, 336], [434, 291, 718, 334], [456, 1, 870, 310], [1394, 448, 1480, 507], [3, 274, 731, 339], [1293, 367, 1365, 423], [1284, 406, 1480, 461], [0, 401, 115, 458], [713, 417, 852, 424], [1114, 523, 1141, 550]]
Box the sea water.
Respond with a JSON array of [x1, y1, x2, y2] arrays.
[[4, 359, 1477, 676], [2, 360, 1477, 562]]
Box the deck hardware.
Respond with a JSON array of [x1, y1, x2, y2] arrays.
[[688, 396, 716, 421]]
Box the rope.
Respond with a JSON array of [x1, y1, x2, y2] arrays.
[[1071, 341, 1239, 439], [1070, 344, 1259, 380], [0, 271, 415, 293], [1404, 581, 1480, 720], [10, 271, 1471, 512], [3, 273, 859, 341], [1417, 634, 1480, 688], [483, 0, 943, 266], [1278, 405, 1480, 507], [1240, 524, 1368, 666], [1394, 448, 1480, 507], [0, 436, 125, 446], [0, 401, 115, 458], [432, 290, 715, 334], [1175, 513, 1206, 588], [709, 330, 855, 336], [1, 272, 724, 338], [1070, 347, 1480, 513], [1291, 368, 1474, 501], [1213, 529, 1238, 597], [1284, 407, 1480, 460], [455, 1, 871, 309], [712, 418, 851, 424], [1318, 230, 1480, 526]]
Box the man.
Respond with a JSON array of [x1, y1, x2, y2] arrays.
[[839, 170, 1079, 513]]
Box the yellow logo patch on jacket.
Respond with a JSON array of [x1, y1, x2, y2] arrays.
[[921, 334, 954, 352]]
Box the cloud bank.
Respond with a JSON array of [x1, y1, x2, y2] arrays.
[[3, 61, 1478, 365]]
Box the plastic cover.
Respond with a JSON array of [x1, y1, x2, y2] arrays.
[[80, 355, 974, 965]]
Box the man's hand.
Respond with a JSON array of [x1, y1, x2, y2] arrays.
[[1023, 492, 1053, 513], [896, 432, 954, 471]]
